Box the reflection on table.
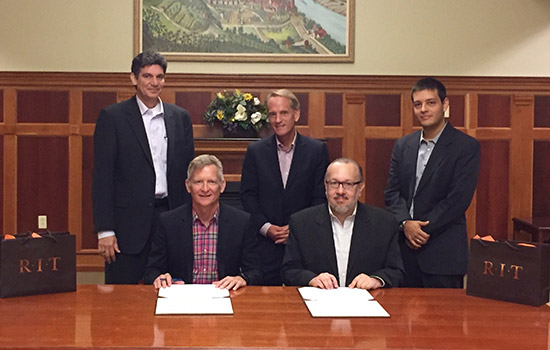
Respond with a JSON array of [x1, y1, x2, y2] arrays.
[[0, 285, 549, 349]]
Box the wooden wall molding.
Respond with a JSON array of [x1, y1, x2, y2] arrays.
[[2, 72, 550, 92], [2, 72, 550, 272]]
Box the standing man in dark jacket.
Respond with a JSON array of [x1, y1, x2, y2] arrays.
[[93, 51, 194, 284], [385, 77, 480, 288], [240, 89, 330, 285]]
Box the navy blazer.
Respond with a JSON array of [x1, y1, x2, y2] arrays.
[[240, 133, 329, 281], [143, 203, 262, 285], [92, 96, 194, 254], [384, 123, 480, 275], [240, 133, 329, 231], [281, 203, 404, 288]]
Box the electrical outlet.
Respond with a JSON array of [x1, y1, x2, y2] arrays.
[[38, 215, 47, 229]]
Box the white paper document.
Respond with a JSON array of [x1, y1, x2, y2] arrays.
[[298, 287, 390, 318], [155, 284, 233, 315]]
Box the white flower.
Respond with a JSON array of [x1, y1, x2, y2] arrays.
[[234, 104, 247, 121], [254, 97, 260, 106], [251, 112, 262, 124]]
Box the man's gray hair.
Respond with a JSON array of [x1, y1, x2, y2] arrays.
[[266, 89, 300, 110], [325, 157, 363, 182], [187, 154, 224, 182]]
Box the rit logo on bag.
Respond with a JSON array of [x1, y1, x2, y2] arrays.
[[19, 257, 61, 273], [483, 260, 523, 280]]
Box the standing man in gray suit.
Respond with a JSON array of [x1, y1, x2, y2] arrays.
[[385, 77, 480, 288], [93, 51, 194, 284]]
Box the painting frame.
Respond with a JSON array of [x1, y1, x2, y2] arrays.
[[134, 0, 355, 63]]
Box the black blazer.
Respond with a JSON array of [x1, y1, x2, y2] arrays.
[[384, 123, 480, 275], [240, 133, 329, 277], [281, 203, 404, 288], [240, 133, 329, 230], [143, 203, 263, 285], [92, 96, 194, 254]]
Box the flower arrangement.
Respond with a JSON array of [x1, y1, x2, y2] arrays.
[[203, 89, 269, 134]]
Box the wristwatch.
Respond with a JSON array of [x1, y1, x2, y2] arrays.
[[399, 220, 408, 231]]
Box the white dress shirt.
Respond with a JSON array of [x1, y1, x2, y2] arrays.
[[136, 96, 168, 199], [98, 96, 167, 239], [328, 204, 357, 287]]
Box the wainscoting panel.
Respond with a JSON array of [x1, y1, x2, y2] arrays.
[[2, 72, 550, 270]]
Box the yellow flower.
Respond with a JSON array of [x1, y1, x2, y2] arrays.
[[243, 93, 253, 101], [235, 89, 242, 96], [217, 92, 224, 99], [216, 110, 224, 120]]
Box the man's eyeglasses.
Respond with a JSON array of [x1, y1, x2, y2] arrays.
[[325, 180, 361, 190]]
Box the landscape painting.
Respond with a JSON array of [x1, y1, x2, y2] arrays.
[[135, 0, 354, 62]]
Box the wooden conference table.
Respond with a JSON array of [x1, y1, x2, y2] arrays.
[[0, 285, 549, 350]]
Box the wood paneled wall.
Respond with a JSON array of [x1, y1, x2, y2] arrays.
[[1, 72, 550, 271]]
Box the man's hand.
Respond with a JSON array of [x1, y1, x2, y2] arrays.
[[309, 272, 339, 289], [153, 273, 185, 289], [403, 220, 430, 250], [213, 276, 247, 290], [266, 224, 289, 244], [98, 236, 120, 263], [348, 273, 382, 290]]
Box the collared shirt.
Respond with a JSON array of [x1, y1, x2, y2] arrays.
[[259, 131, 297, 237], [328, 204, 386, 288], [328, 204, 357, 287], [136, 95, 168, 199], [276, 131, 297, 189], [410, 123, 446, 218], [97, 96, 167, 240], [192, 210, 219, 284]]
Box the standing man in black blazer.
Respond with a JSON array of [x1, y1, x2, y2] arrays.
[[93, 51, 194, 284], [385, 77, 480, 288], [282, 158, 404, 289], [144, 155, 262, 289], [240, 89, 330, 285]]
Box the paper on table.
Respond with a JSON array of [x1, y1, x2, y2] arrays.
[[299, 286, 373, 300], [155, 295, 233, 315], [155, 284, 233, 315], [298, 287, 389, 318], [303, 299, 389, 317], [157, 284, 229, 299]]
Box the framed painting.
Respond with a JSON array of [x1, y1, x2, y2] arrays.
[[134, 0, 355, 62]]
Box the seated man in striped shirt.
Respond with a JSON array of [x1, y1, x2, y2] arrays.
[[144, 154, 262, 290]]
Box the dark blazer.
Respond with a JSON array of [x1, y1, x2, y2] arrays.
[[281, 203, 404, 288], [143, 203, 263, 285], [92, 96, 194, 254], [240, 133, 329, 282], [384, 123, 480, 275]]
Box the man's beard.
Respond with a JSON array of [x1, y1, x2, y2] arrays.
[[330, 195, 356, 214]]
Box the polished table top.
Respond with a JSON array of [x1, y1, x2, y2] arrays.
[[0, 285, 549, 349]]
